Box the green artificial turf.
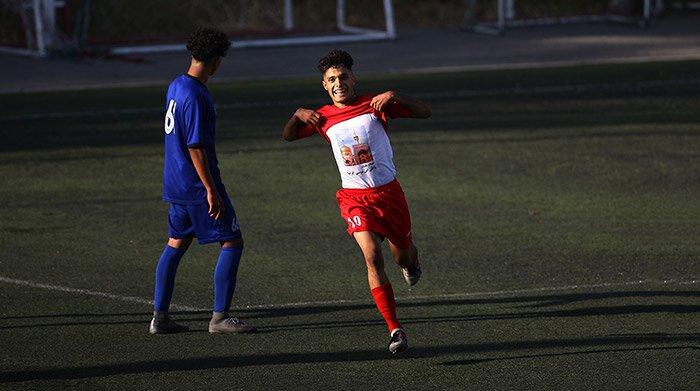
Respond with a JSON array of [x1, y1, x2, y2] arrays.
[[0, 61, 698, 390]]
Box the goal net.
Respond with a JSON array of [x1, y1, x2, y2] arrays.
[[0, 0, 396, 58], [462, 0, 664, 35]]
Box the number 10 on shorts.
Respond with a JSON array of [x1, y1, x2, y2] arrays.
[[347, 215, 362, 229]]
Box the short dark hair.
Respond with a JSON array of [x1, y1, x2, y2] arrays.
[[317, 49, 354, 74], [186, 27, 231, 62]]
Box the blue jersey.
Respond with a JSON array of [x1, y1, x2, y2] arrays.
[[162, 74, 222, 204]]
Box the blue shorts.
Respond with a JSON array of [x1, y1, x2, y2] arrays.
[[168, 192, 242, 245]]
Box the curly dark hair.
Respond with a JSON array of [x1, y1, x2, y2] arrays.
[[317, 49, 354, 74], [186, 27, 231, 62]]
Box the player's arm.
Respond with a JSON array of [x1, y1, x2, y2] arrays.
[[371, 91, 432, 119], [189, 146, 224, 220], [282, 108, 321, 141]]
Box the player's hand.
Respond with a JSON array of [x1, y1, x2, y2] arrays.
[[295, 108, 321, 126], [207, 190, 225, 220], [370, 91, 396, 112]]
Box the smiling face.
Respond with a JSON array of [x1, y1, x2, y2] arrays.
[[322, 66, 356, 108]]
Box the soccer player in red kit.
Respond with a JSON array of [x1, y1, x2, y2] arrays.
[[282, 49, 431, 353]]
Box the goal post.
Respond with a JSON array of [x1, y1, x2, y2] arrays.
[[110, 0, 396, 55], [463, 0, 662, 36], [1, 0, 396, 58], [0, 0, 69, 57]]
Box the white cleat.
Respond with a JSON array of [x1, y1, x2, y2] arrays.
[[402, 259, 422, 287], [208, 315, 257, 334], [389, 329, 408, 354], [149, 317, 189, 334]]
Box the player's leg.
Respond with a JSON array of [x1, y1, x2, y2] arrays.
[[209, 238, 255, 333], [153, 238, 192, 315], [150, 238, 192, 334], [389, 241, 421, 287], [338, 188, 408, 352], [154, 237, 193, 314], [354, 231, 390, 289], [198, 192, 256, 333], [382, 182, 421, 287], [354, 231, 407, 353], [388, 241, 417, 269], [213, 238, 244, 313], [150, 204, 194, 334]]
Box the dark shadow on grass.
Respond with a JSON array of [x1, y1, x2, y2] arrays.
[[441, 345, 698, 366], [398, 304, 699, 327], [399, 290, 700, 310], [0, 319, 150, 330], [235, 290, 700, 320], [1, 290, 696, 331], [0, 333, 696, 382], [3, 300, 694, 332], [0, 311, 152, 320], [229, 290, 700, 332], [245, 304, 700, 333]]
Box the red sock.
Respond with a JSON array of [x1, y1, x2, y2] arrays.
[[370, 284, 402, 333]]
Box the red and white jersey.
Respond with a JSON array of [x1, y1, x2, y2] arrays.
[[298, 94, 412, 189]]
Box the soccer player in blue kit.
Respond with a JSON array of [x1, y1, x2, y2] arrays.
[[149, 27, 255, 334]]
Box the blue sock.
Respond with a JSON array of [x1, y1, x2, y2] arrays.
[[153, 245, 185, 312], [213, 245, 243, 313]]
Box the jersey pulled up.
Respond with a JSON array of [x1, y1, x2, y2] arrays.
[[298, 94, 412, 189], [162, 74, 222, 204]]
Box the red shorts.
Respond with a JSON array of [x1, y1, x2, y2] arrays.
[[335, 179, 413, 249]]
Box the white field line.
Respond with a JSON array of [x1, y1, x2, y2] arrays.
[[2, 78, 699, 122], [1, 275, 696, 312], [0, 276, 204, 312]]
